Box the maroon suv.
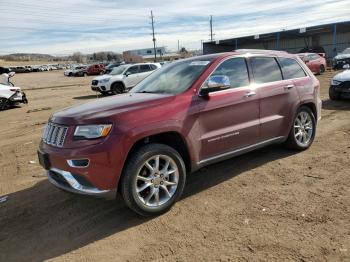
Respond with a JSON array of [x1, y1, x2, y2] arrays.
[[38, 50, 321, 216]]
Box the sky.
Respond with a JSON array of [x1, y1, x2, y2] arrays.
[[0, 0, 349, 55]]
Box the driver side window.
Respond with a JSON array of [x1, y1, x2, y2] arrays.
[[211, 58, 250, 88], [125, 66, 139, 75]]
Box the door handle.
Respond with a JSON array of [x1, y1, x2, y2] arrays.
[[284, 84, 294, 90], [243, 91, 256, 98]]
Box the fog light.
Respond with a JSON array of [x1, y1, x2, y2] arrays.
[[67, 159, 90, 168]]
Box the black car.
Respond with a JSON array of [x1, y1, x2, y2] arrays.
[[104, 62, 124, 74], [333, 48, 350, 70], [0, 67, 10, 74]]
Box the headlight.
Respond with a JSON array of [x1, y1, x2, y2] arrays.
[[331, 79, 342, 86], [100, 78, 110, 83], [74, 124, 112, 139]]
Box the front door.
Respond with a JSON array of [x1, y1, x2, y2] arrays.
[[198, 57, 260, 160], [124, 65, 140, 88]]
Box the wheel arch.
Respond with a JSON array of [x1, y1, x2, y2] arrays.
[[118, 131, 192, 191], [111, 81, 126, 91], [299, 102, 317, 120]]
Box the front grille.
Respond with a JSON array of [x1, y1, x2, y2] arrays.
[[42, 122, 68, 147], [92, 80, 98, 85], [339, 81, 350, 89]]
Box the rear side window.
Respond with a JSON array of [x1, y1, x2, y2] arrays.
[[251, 57, 282, 84], [279, 58, 306, 79], [140, 64, 151, 72], [211, 58, 250, 88], [150, 64, 158, 70]]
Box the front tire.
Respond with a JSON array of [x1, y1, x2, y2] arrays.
[[0, 97, 9, 110], [285, 106, 316, 150], [121, 144, 186, 217], [111, 82, 124, 95], [329, 86, 341, 100]]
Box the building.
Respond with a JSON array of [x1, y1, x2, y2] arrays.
[[123, 47, 182, 63], [203, 21, 350, 59]]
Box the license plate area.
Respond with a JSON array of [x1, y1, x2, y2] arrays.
[[37, 150, 51, 170]]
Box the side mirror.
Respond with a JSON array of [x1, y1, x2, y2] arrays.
[[303, 58, 310, 63], [125, 72, 131, 77], [200, 75, 231, 96], [343, 64, 350, 69], [8, 71, 15, 77]]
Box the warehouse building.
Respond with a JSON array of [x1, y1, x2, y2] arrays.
[[123, 47, 182, 63], [203, 21, 350, 59]]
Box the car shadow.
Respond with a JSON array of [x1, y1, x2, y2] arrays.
[[0, 145, 295, 262], [73, 94, 101, 100], [322, 98, 350, 111]]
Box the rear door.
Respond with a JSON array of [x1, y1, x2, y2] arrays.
[[250, 56, 299, 141], [198, 57, 260, 160], [138, 64, 154, 83]]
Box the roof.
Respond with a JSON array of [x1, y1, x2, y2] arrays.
[[204, 20, 350, 45]]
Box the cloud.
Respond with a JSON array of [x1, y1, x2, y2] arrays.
[[0, 0, 349, 54]]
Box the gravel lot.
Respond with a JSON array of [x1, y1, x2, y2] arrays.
[[0, 70, 349, 262]]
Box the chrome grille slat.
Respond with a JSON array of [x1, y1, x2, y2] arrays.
[[42, 122, 68, 147]]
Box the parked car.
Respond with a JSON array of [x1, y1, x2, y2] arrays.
[[91, 63, 161, 95], [12, 66, 27, 73], [0, 72, 28, 110], [105, 62, 124, 74], [299, 46, 326, 58], [31, 65, 42, 72], [333, 47, 350, 70], [64, 65, 86, 76], [86, 64, 105, 75], [38, 50, 321, 216], [329, 64, 350, 100], [297, 53, 326, 74]]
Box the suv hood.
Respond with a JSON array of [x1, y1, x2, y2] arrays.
[[334, 54, 350, 60], [51, 93, 174, 125], [93, 74, 124, 81], [333, 70, 350, 81]]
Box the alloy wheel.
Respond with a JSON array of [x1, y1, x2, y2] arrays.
[[135, 155, 179, 207], [294, 111, 313, 146]]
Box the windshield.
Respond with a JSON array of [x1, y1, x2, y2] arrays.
[[131, 59, 213, 94], [341, 48, 350, 54], [110, 65, 128, 75]]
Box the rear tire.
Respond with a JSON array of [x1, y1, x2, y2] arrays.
[[285, 106, 316, 150], [329, 86, 341, 100], [320, 65, 325, 74], [111, 82, 124, 95], [120, 143, 186, 217]]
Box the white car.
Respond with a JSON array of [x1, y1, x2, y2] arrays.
[[64, 65, 83, 76], [0, 73, 28, 110], [91, 63, 161, 95]]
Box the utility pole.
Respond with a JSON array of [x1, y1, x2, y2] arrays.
[[178, 40, 180, 52], [210, 15, 214, 42], [151, 10, 157, 62]]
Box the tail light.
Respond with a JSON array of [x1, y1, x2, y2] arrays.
[[10, 89, 19, 92]]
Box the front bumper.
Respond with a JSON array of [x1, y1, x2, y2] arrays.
[[331, 83, 350, 93], [91, 84, 108, 92], [333, 59, 350, 69], [47, 168, 116, 199]]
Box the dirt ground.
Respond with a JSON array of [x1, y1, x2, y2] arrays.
[[0, 69, 349, 262]]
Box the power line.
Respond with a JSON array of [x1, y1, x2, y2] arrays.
[[151, 10, 157, 62]]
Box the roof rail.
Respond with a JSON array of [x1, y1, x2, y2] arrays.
[[234, 49, 289, 54]]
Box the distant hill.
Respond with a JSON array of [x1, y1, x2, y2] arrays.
[[0, 53, 68, 61]]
